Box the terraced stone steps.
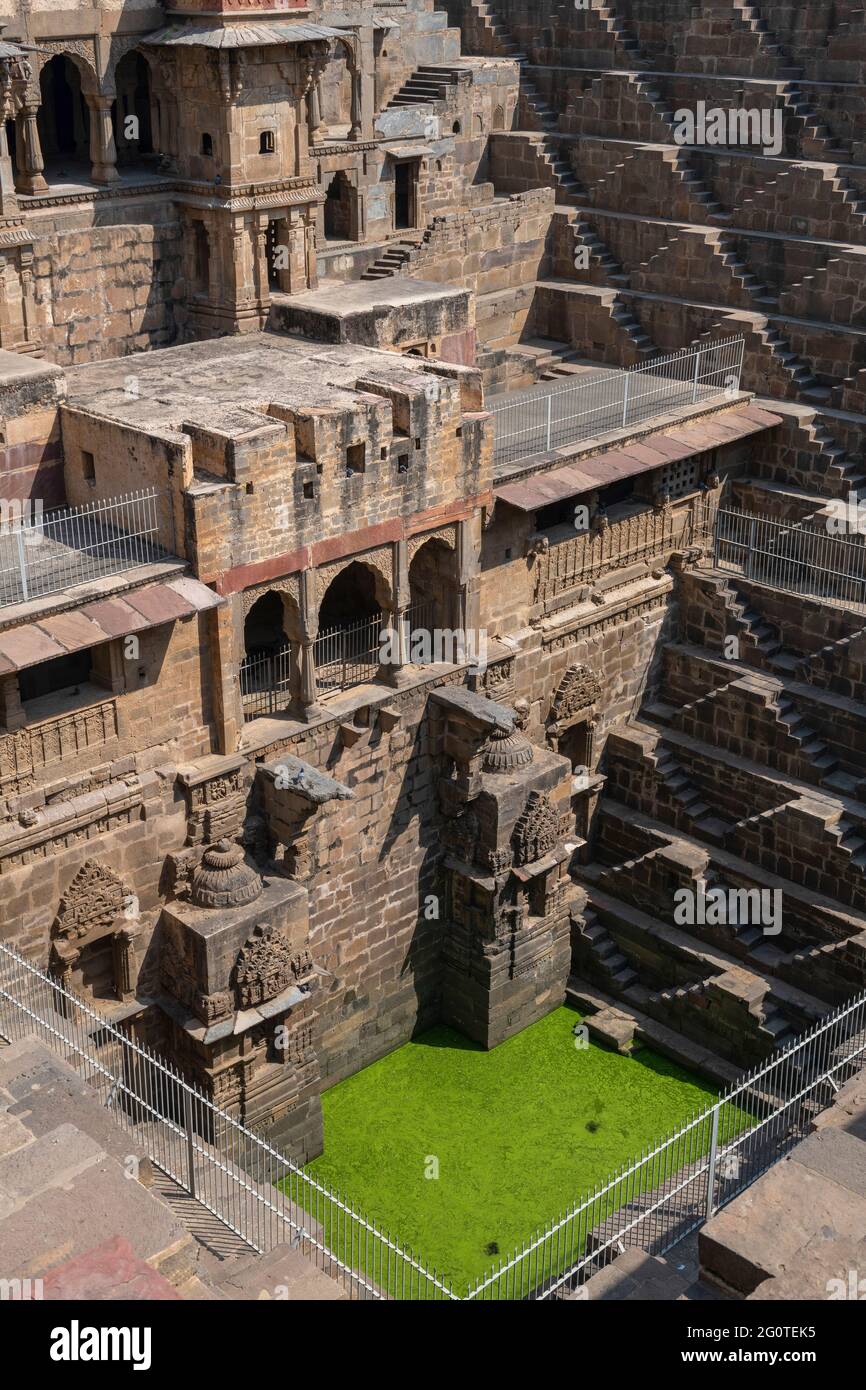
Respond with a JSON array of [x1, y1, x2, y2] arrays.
[[572, 903, 639, 991]]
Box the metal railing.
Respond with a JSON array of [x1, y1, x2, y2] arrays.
[[0, 489, 171, 609], [315, 611, 384, 695], [238, 601, 445, 719], [714, 506, 866, 613], [491, 337, 745, 469], [0, 939, 864, 1300], [240, 644, 294, 721], [0, 941, 456, 1301], [464, 989, 866, 1300]]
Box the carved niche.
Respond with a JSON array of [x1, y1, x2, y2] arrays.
[[549, 665, 601, 729], [49, 860, 138, 1002], [52, 860, 127, 941], [512, 791, 560, 867], [232, 922, 312, 1010]]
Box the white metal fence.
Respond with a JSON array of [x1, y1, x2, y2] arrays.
[[491, 337, 745, 469], [714, 506, 866, 613], [1, 937, 863, 1301], [0, 942, 456, 1301], [464, 990, 866, 1299], [0, 488, 170, 609]]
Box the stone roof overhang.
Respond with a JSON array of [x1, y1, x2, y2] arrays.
[[494, 406, 783, 512], [381, 143, 436, 160], [0, 575, 221, 675], [143, 21, 342, 49]]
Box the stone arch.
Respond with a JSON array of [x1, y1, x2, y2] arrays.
[[243, 586, 301, 654], [37, 54, 91, 164], [324, 168, 355, 241], [112, 48, 154, 164], [239, 586, 302, 718], [408, 535, 459, 633], [315, 551, 393, 610], [33, 42, 99, 99]]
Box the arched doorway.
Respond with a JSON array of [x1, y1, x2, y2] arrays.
[[240, 590, 298, 719], [113, 51, 154, 167], [315, 562, 384, 693], [408, 538, 458, 656], [37, 55, 91, 172], [324, 170, 354, 241]]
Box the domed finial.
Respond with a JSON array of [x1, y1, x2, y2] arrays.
[[190, 840, 263, 910]]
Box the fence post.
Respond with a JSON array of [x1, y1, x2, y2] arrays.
[[545, 393, 553, 452], [15, 525, 29, 602], [692, 346, 702, 403], [182, 1087, 197, 1199], [621, 371, 630, 429], [705, 1103, 720, 1220]]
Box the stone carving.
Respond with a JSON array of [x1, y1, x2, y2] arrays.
[[482, 699, 534, 773], [241, 575, 300, 619], [315, 549, 393, 606], [52, 860, 127, 941], [550, 665, 601, 724], [31, 40, 99, 97], [232, 921, 311, 1009], [408, 525, 457, 562], [190, 840, 263, 910], [512, 791, 559, 867]]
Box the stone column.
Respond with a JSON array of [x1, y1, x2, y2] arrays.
[[382, 538, 411, 684], [298, 568, 324, 721], [304, 208, 318, 291], [88, 95, 119, 184], [349, 69, 362, 141], [0, 117, 18, 216], [113, 924, 139, 1002], [15, 105, 47, 194], [307, 78, 324, 144], [458, 518, 483, 672]]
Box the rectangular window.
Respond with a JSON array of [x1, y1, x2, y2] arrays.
[[19, 649, 93, 705], [345, 443, 366, 476], [81, 450, 95, 483]]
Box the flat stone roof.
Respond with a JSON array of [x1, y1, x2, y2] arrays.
[[283, 275, 470, 319], [62, 331, 454, 438]]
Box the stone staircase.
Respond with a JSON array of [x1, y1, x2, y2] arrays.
[[782, 84, 853, 162], [610, 293, 655, 358], [730, 0, 803, 80], [538, 136, 587, 204], [572, 903, 639, 992], [386, 64, 463, 108], [654, 744, 731, 839], [360, 239, 421, 281], [574, 214, 630, 287], [770, 691, 841, 783], [717, 579, 784, 665]]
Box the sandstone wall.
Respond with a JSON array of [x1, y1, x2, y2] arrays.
[[29, 201, 183, 366]]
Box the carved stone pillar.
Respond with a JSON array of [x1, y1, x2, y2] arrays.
[[113, 923, 140, 1002], [307, 78, 324, 144], [349, 69, 362, 141], [15, 104, 47, 194], [298, 568, 324, 721], [382, 538, 411, 685], [88, 95, 119, 184]]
